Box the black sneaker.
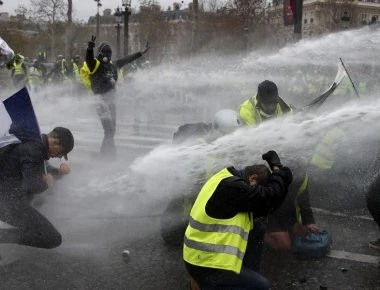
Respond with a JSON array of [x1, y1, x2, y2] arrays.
[[369, 239, 380, 250]]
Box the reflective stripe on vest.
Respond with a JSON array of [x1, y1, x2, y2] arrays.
[[73, 63, 81, 82], [295, 174, 308, 223], [310, 127, 346, 169], [13, 63, 25, 75], [183, 168, 253, 274]]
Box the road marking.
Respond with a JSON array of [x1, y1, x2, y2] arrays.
[[312, 207, 373, 221], [327, 250, 379, 264]]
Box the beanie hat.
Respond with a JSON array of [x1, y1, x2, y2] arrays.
[[97, 42, 112, 56], [256, 80, 279, 104]]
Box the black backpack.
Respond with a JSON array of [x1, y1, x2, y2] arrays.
[[172, 122, 212, 144]]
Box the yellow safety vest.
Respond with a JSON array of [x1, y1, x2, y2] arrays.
[[295, 174, 309, 223], [13, 63, 25, 76], [238, 95, 289, 126], [28, 67, 43, 84], [72, 63, 82, 83], [183, 168, 253, 274], [310, 127, 346, 170], [80, 60, 101, 90]]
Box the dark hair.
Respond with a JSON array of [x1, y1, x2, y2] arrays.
[[48, 127, 74, 160], [245, 164, 270, 185]]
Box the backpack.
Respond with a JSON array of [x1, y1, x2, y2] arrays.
[[172, 122, 212, 144], [79, 60, 100, 90], [291, 230, 332, 259]]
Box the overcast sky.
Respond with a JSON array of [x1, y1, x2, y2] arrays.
[[0, 0, 182, 22]]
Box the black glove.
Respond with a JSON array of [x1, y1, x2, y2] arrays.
[[5, 59, 13, 70], [262, 150, 282, 170], [278, 166, 293, 185], [88, 35, 96, 50], [142, 41, 150, 55]]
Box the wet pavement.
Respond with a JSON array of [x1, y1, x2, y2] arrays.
[[0, 206, 379, 290], [0, 118, 379, 290]]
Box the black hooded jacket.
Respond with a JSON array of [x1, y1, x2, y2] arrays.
[[86, 47, 142, 95], [0, 125, 49, 199]]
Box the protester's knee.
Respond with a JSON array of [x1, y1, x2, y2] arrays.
[[366, 193, 380, 215], [23, 229, 62, 249], [44, 231, 62, 249]]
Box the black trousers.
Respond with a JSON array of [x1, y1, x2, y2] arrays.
[[0, 196, 62, 249], [367, 174, 380, 229]]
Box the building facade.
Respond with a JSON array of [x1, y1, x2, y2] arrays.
[[268, 0, 380, 40]]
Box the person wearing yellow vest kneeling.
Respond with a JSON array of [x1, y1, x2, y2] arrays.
[[183, 150, 292, 289], [238, 80, 293, 127]]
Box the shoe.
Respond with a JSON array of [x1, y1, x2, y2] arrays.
[[369, 239, 380, 250]]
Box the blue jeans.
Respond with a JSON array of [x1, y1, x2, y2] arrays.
[[200, 267, 270, 290]]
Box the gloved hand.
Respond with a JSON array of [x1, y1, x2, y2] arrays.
[[262, 150, 282, 170], [142, 41, 150, 54], [88, 35, 96, 50], [5, 59, 13, 70], [278, 166, 293, 185]]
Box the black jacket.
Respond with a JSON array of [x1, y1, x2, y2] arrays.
[[0, 126, 49, 199], [205, 166, 290, 219], [86, 48, 142, 95]]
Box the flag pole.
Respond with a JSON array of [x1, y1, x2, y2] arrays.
[[339, 57, 360, 99]]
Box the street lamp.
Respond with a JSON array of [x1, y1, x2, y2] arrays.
[[94, 0, 102, 37], [114, 7, 123, 58], [341, 11, 350, 29], [122, 0, 132, 56], [244, 26, 249, 53]]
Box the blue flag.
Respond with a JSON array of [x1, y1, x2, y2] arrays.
[[0, 87, 41, 148]]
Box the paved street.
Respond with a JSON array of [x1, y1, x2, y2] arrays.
[[0, 110, 379, 290], [0, 206, 379, 290]]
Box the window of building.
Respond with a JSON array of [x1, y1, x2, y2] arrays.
[[310, 18, 314, 23], [304, 19, 308, 24]]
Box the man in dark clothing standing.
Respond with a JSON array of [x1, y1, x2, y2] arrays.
[[83, 35, 149, 158], [0, 126, 74, 249], [183, 150, 292, 289]]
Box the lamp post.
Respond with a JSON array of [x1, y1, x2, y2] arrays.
[[341, 11, 350, 29], [122, 0, 132, 56], [114, 7, 123, 59], [244, 25, 249, 54], [94, 0, 102, 37]]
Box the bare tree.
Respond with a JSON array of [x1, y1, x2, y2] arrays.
[[137, 0, 172, 63], [203, 0, 220, 13], [30, 0, 68, 59]]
